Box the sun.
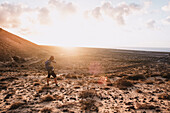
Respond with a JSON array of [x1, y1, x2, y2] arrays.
[[60, 46, 79, 55]]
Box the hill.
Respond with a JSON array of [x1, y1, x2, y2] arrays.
[[0, 28, 48, 61]]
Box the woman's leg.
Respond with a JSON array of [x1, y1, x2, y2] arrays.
[[51, 71, 58, 85], [47, 71, 51, 85]]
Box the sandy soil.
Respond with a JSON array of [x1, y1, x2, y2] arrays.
[[0, 48, 170, 113]]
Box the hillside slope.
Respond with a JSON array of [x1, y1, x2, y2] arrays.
[[0, 28, 48, 61]]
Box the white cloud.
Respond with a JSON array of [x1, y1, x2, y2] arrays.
[[84, 1, 142, 25], [146, 19, 156, 29], [162, 2, 170, 12], [0, 0, 78, 29], [163, 16, 170, 24], [48, 0, 77, 15], [0, 2, 32, 28], [91, 7, 102, 20], [38, 7, 51, 25]]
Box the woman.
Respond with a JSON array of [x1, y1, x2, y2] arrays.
[[45, 56, 58, 86]]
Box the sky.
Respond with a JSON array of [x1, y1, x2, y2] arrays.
[[0, 0, 170, 48]]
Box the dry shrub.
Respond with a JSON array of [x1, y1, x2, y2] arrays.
[[41, 95, 54, 102], [53, 94, 64, 101], [65, 74, 76, 79], [80, 99, 98, 112], [89, 80, 98, 84], [107, 74, 116, 78], [103, 87, 110, 90], [107, 82, 114, 86], [136, 89, 143, 93], [77, 80, 84, 85], [0, 76, 18, 82], [41, 107, 52, 113], [33, 82, 41, 86], [56, 76, 63, 80], [0, 84, 8, 91], [135, 102, 159, 110], [37, 85, 51, 93], [79, 90, 99, 99], [57, 102, 77, 109], [65, 74, 82, 79], [74, 85, 80, 89], [158, 93, 170, 100], [150, 73, 161, 77], [125, 74, 146, 80], [162, 73, 170, 80], [9, 102, 24, 110], [145, 80, 154, 84], [115, 79, 133, 90]]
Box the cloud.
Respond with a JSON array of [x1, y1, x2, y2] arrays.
[[162, 2, 170, 12], [85, 1, 142, 25], [91, 7, 102, 20], [0, 2, 32, 28], [38, 7, 51, 25], [48, 0, 77, 15], [146, 19, 156, 29], [163, 16, 170, 24]]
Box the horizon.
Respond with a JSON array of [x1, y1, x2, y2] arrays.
[[0, 0, 170, 49], [2, 27, 170, 52]]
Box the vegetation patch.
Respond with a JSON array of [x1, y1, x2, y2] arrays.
[[0, 76, 18, 82], [135, 102, 159, 110], [80, 99, 98, 112], [56, 76, 63, 80], [125, 74, 146, 80], [145, 80, 154, 84], [114, 79, 133, 90], [41, 95, 54, 102], [33, 82, 41, 86], [136, 89, 143, 93], [41, 107, 52, 113], [37, 85, 51, 93], [0, 84, 8, 91], [162, 73, 170, 80], [9, 102, 24, 110], [79, 90, 99, 99]]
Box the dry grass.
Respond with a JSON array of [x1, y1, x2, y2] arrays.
[[33, 82, 41, 86], [9, 102, 24, 110], [124, 74, 146, 80], [136, 89, 143, 93], [56, 76, 63, 80], [114, 79, 133, 90], [0, 76, 18, 82], [89, 79, 99, 84], [162, 73, 170, 80], [135, 102, 159, 110], [65, 74, 77, 79], [53, 94, 64, 101], [145, 80, 154, 84], [80, 99, 98, 112], [41, 107, 52, 113], [79, 90, 99, 99], [107, 74, 116, 78], [0, 84, 8, 91], [41, 95, 54, 102], [65, 74, 82, 79], [107, 82, 114, 86], [37, 85, 51, 93], [57, 102, 77, 109]]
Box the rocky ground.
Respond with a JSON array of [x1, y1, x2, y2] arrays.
[[0, 49, 170, 113]]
